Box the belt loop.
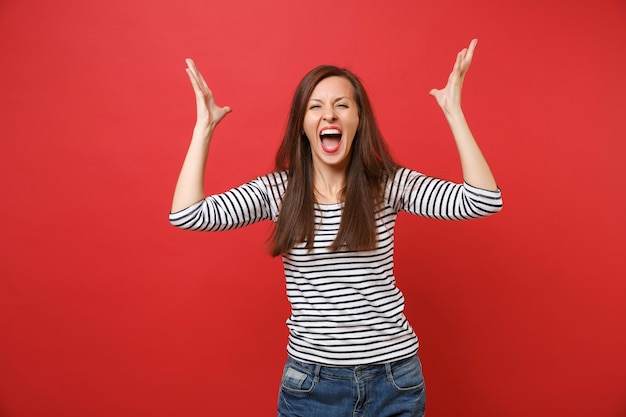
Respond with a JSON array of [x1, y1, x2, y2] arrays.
[[384, 361, 393, 381], [313, 364, 322, 382]]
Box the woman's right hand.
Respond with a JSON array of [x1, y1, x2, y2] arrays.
[[185, 58, 232, 129]]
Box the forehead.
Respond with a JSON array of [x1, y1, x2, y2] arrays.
[[309, 76, 355, 100]]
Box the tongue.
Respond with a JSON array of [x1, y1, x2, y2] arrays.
[[321, 137, 341, 153]]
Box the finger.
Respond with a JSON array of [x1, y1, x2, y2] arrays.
[[185, 68, 201, 90], [195, 68, 210, 91], [185, 58, 210, 91], [185, 58, 200, 81], [185, 68, 205, 96], [462, 39, 478, 69], [466, 38, 478, 59], [452, 49, 464, 74], [185, 59, 203, 89]]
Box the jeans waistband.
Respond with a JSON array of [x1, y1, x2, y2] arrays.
[[286, 354, 418, 380]]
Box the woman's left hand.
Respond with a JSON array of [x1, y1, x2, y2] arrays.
[[429, 39, 477, 115]]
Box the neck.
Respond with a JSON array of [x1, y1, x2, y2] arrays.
[[312, 163, 346, 204]]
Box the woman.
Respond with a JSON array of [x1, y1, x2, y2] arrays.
[[170, 39, 502, 417]]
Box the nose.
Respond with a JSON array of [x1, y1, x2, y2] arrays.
[[323, 106, 337, 121]]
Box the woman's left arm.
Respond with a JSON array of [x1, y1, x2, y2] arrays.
[[429, 39, 498, 192]]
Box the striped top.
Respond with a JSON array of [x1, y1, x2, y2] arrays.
[[169, 167, 503, 366]]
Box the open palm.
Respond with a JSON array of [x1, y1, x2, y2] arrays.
[[185, 58, 231, 128], [429, 39, 477, 114]]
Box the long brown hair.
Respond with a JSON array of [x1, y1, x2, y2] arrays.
[[271, 65, 398, 256]]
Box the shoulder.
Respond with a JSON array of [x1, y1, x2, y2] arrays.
[[257, 170, 288, 187], [385, 166, 424, 188], [256, 171, 289, 197], [254, 171, 288, 208]]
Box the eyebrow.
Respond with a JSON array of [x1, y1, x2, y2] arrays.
[[308, 96, 352, 103]]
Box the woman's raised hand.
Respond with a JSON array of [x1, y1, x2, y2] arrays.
[[185, 58, 232, 129], [427, 39, 498, 191], [429, 39, 477, 115], [171, 60, 232, 212]]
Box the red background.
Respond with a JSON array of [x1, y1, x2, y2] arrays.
[[1, 0, 625, 416]]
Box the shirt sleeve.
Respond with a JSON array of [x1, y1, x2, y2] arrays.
[[169, 176, 273, 231], [387, 167, 503, 220]]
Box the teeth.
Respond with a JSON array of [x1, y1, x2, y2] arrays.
[[320, 128, 341, 136]]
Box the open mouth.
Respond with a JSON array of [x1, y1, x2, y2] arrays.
[[319, 127, 342, 153]]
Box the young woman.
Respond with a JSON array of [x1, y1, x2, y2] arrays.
[[170, 39, 502, 417]]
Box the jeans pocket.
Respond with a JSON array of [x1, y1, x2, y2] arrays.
[[280, 363, 317, 394], [386, 355, 425, 392]]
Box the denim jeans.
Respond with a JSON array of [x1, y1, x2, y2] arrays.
[[277, 355, 426, 417]]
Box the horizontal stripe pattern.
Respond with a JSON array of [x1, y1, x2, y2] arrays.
[[170, 168, 502, 365]]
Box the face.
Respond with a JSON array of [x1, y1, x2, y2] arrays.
[[303, 76, 360, 171]]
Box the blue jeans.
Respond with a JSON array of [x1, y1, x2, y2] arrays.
[[277, 355, 426, 417]]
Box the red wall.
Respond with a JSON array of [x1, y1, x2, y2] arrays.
[[1, 0, 625, 416]]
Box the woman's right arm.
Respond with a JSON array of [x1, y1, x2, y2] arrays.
[[171, 59, 232, 213]]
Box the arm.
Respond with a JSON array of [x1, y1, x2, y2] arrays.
[[169, 177, 274, 231], [429, 39, 499, 192], [389, 167, 502, 220], [171, 59, 232, 213]]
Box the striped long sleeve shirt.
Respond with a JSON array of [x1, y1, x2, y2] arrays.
[[169, 167, 503, 366]]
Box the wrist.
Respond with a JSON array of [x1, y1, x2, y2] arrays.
[[191, 123, 215, 146], [443, 106, 465, 123], [193, 120, 216, 135]]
